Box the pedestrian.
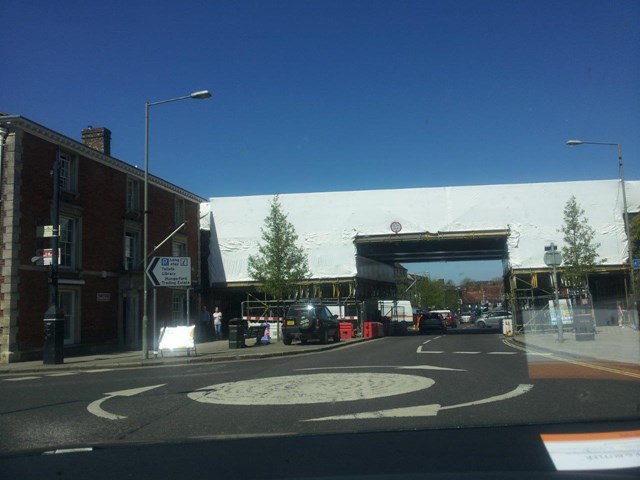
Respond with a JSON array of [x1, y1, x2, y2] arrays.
[[213, 306, 223, 340], [616, 302, 625, 328], [199, 306, 210, 342]]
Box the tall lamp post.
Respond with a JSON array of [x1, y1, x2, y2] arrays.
[[143, 90, 211, 359], [566, 140, 637, 326]]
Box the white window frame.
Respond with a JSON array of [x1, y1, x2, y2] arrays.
[[59, 288, 80, 344], [174, 197, 185, 227], [126, 177, 141, 212], [172, 291, 187, 324], [58, 151, 78, 193], [124, 225, 141, 271], [59, 215, 80, 269], [172, 236, 187, 257]]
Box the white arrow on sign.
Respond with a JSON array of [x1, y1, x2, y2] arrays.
[[87, 384, 166, 420]]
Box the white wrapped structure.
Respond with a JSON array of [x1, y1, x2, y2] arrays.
[[201, 180, 639, 286]]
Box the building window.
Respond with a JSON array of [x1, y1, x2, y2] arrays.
[[58, 151, 77, 193], [172, 291, 187, 324], [172, 237, 187, 257], [126, 178, 141, 212], [174, 198, 185, 226], [59, 288, 80, 344], [124, 230, 140, 271], [59, 215, 79, 268]]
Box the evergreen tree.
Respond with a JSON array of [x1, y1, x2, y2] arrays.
[[247, 195, 310, 302], [560, 195, 602, 287]]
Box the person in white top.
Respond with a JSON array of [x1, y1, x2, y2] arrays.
[[212, 306, 223, 340]]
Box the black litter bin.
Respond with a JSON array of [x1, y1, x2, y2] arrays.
[[574, 314, 595, 341], [228, 318, 246, 349]]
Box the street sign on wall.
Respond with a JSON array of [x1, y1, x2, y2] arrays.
[[146, 257, 191, 287]]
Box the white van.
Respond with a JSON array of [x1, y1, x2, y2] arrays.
[[379, 300, 413, 325]]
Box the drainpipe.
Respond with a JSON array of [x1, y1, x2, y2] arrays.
[[0, 126, 8, 196]]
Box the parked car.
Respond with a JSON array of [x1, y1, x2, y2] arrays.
[[459, 310, 473, 323], [418, 311, 446, 333], [282, 304, 341, 345], [431, 309, 457, 328], [476, 310, 511, 329]]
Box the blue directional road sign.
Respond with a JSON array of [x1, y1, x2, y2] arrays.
[[146, 257, 191, 287]]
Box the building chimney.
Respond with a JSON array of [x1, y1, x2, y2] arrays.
[[81, 126, 111, 155]]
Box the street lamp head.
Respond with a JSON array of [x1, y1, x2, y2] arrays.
[[190, 90, 212, 99], [566, 140, 583, 146]]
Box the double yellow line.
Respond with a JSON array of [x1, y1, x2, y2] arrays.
[[503, 338, 640, 380]]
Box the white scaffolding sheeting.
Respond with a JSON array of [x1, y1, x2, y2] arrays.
[[201, 180, 640, 285]]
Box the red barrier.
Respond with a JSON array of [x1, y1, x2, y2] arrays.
[[339, 322, 354, 339], [363, 322, 374, 338], [363, 322, 385, 338]]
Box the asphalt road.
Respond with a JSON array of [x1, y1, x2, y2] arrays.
[[1, 327, 638, 456]]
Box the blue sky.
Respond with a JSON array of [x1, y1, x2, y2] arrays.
[[3, 0, 639, 281]]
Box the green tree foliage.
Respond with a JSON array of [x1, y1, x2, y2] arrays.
[[415, 277, 458, 311], [247, 195, 310, 301], [560, 195, 601, 287]]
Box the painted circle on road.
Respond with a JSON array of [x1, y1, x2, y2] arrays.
[[188, 373, 434, 406]]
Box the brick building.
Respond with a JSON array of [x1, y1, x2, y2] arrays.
[[0, 115, 205, 362]]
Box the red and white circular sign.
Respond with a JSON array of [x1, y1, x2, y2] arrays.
[[390, 221, 402, 234]]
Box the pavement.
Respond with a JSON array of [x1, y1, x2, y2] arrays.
[[3, 326, 638, 374], [510, 325, 640, 366], [0, 335, 369, 374]]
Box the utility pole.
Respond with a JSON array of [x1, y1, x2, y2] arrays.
[[43, 149, 65, 364]]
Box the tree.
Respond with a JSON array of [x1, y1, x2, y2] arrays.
[[560, 196, 602, 288], [415, 276, 458, 311], [247, 195, 310, 303]]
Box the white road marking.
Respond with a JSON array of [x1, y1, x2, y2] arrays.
[[397, 365, 466, 372], [46, 372, 79, 377], [526, 352, 553, 356], [453, 351, 480, 354], [422, 340, 432, 345], [488, 352, 517, 355], [87, 384, 166, 420], [416, 350, 444, 354], [43, 447, 93, 455], [84, 369, 115, 373], [3, 376, 40, 381], [305, 384, 534, 421], [296, 365, 465, 372], [188, 373, 435, 406]]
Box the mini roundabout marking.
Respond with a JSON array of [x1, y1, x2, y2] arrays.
[[187, 373, 435, 406]]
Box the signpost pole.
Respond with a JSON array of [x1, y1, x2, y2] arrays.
[[186, 287, 190, 326], [552, 261, 563, 343], [153, 287, 158, 354], [43, 150, 64, 364], [544, 243, 563, 343]]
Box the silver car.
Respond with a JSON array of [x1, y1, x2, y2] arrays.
[[476, 310, 511, 328]]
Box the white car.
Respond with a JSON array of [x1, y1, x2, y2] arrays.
[[476, 310, 511, 328]]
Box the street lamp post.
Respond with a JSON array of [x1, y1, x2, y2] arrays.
[[142, 90, 211, 359], [566, 140, 638, 326]]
